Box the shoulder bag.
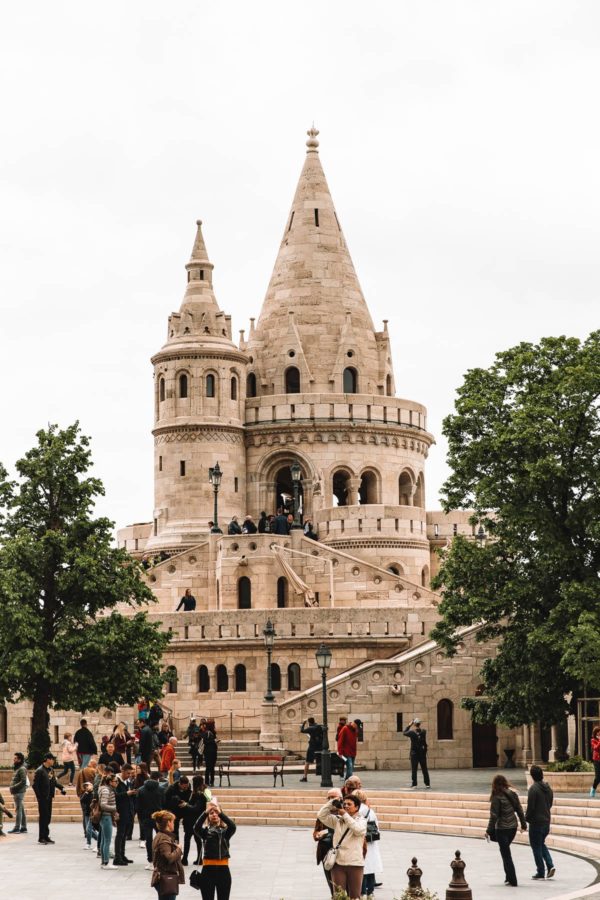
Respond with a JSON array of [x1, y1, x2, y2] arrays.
[[365, 809, 380, 843], [323, 827, 350, 871]]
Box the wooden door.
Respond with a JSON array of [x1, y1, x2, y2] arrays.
[[472, 721, 498, 767]]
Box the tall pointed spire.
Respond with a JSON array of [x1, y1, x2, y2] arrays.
[[247, 127, 381, 395]]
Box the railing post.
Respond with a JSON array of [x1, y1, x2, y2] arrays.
[[445, 850, 472, 900], [406, 857, 423, 897], [230, 711, 233, 741]]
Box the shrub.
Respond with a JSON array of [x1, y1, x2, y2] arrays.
[[396, 890, 440, 900], [545, 755, 593, 772]]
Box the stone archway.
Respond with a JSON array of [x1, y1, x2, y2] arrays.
[[254, 449, 315, 519]]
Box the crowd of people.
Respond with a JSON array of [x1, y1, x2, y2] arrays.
[[226, 510, 318, 540]]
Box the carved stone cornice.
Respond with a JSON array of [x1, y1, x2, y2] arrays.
[[152, 349, 248, 367], [324, 537, 430, 551], [153, 424, 244, 444], [245, 421, 433, 456]]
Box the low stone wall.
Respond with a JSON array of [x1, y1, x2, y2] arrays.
[[525, 770, 594, 793]]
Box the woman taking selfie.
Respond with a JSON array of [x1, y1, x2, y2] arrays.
[[193, 801, 236, 899], [151, 809, 185, 899], [485, 774, 527, 887], [317, 792, 367, 900]]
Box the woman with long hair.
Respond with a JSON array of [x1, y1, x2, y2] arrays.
[[180, 774, 211, 866], [98, 772, 118, 868], [193, 801, 236, 900], [317, 792, 367, 900], [486, 774, 527, 887], [590, 726, 600, 797], [151, 809, 185, 899]]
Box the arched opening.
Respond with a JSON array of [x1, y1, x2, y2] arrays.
[[197, 665, 210, 693], [230, 376, 237, 400], [274, 465, 304, 518], [421, 565, 430, 588], [159, 378, 165, 402], [179, 373, 188, 399], [399, 471, 414, 506], [270, 663, 281, 692], [234, 663, 247, 692], [388, 565, 401, 576], [238, 576, 252, 609], [206, 374, 216, 398], [437, 699, 454, 740], [277, 576, 288, 608], [166, 667, 178, 694], [0, 704, 6, 743], [332, 469, 352, 507], [287, 663, 301, 691], [343, 367, 358, 393], [285, 366, 301, 394], [247, 372, 257, 398], [359, 469, 378, 504], [216, 665, 229, 692], [386, 374, 392, 396], [414, 473, 425, 508]]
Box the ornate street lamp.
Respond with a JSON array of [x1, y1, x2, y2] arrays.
[[263, 619, 276, 702], [315, 642, 333, 787], [208, 463, 223, 534], [290, 461, 303, 529]]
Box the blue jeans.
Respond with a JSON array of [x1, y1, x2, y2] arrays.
[[99, 814, 113, 864], [13, 792, 27, 830], [80, 754, 92, 769], [85, 815, 98, 846], [56, 760, 76, 784], [529, 824, 554, 876], [344, 756, 355, 779]]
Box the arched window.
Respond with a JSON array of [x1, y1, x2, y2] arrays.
[[216, 665, 229, 692], [285, 366, 301, 394], [277, 576, 288, 608], [238, 576, 251, 609], [332, 469, 351, 507], [179, 374, 188, 399], [198, 665, 210, 693], [234, 663, 247, 692], [386, 374, 392, 396], [0, 704, 6, 743], [287, 663, 301, 691], [437, 699, 454, 740], [230, 376, 237, 400], [247, 372, 257, 398], [399, 471, 414, 506], [166, 667, 178, 694], [159, 378, 165, 402], [359, 470, 378, 504], [387, 564, 401, 576], [270, 663, 281, 692], [414, 473, 425, 508], [421, 565, 430, 588], [343, 367, 358, 393], [206, 374, 216, 398]]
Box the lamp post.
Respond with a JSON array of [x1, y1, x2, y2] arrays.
[[263, 619, 276, 702], [315, 642, 333, 787], [290, 461, 302, 529], [208, 463, 223, 534]]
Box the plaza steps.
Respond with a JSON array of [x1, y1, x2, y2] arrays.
[[18, 787, 600, 858]]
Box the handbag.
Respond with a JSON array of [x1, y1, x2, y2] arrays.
[[365, 814, 380, 843], [189, 868, 203, 891], [323, 827, 350, 871], [90, 798, 102, 827], [151, 870, 180, 895]]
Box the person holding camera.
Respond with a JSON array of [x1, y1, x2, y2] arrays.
[[300, 717, 323, 782], [193, 801, 236, 899], [313, 787, 343, 895], [403, 718, 430, 789], [317, 792, 367, 900]]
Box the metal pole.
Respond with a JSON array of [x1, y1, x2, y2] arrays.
[[292, 480, 302, 529], [265, 646, 274, 701], [320, 668, 333, 787], [211, 486, 222, 534], [230, 711, 233, 741]]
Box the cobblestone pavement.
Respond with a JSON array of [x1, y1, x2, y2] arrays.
[[2, 821, 597, 900]]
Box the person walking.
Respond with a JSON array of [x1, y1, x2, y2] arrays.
[[8, 751, 28, 834], [337, 720, 359, 780], [98, 772, 118, 868], [161, 736, 178, 773], [591, 726, 600, 798], [187, 775, 212, 865], [193, 801, 237, 900], [317, 792, 367, 900], [76, 757, 98, 836], [300, 717, 324, 781], [74, 718, 98, 768], [526, 765, 556, 880], [313, 788, 343, 896], [173, 775, 206, 865], [403, 718, 430, 789], [151, 809, 185, 899], [33, 752, 65, 844], [176, 588, 197, 612], [137, 774, 164, 870], [485, 774, 527, 887], [0, 791, 13, 836], [56, 732, 78, 786]]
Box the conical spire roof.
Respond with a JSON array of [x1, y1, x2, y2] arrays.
[[247, 128, 381, 395]]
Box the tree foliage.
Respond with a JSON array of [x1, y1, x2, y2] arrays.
[[0, 423, 172, 750], [431, 332, 600, 727]]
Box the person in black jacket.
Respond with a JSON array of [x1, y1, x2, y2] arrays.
[[33, 753, 66, 844], [526, 765, 555, 880], [136, 774, 164, 866], [194, 803, 236, 899], [403, 719, 430, 788], [177, 774, 209, 865], [139, 722, 155, 770], [486, 774, 527, 887], [165, 776, 192, 841], [73, 718, 98, 768], [113, 763, 136, 865], [201, 724, 218, 787]]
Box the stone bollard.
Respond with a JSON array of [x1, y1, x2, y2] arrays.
[[406, 857, 423, 896], [445, 850, 473, 900]]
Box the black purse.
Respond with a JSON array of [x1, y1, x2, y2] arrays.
[[189, 868, 203, 891]]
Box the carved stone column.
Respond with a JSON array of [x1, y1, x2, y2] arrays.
[[347, 476, 361, 506], [259, 700, 282, 749], [522, 724, 531, 766], [549, 724, 560, 762]]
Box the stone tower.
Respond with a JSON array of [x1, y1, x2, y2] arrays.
[[244, 129, 434, 584], [145, 221, 248, 553]]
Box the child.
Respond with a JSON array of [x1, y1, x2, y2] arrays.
[[80, 781, 98, 848]]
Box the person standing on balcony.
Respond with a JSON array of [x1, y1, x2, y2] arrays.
[[403, 718, 430, 789], [176, 588, 196, 612]]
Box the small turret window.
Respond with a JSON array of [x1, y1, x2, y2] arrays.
[[179, 374, 188, 398], [247, 373, 257, 398], [314, 209, 319, 227], [288, 211, 295, 232], [159, 378, 165, 402], [343, 367, 358, 393], [200, 269, 204, 280], [386, 374, 392, 396], [231, 376, 237, 400], [206, 374, 216, 398], [285, 366, 301, 394]]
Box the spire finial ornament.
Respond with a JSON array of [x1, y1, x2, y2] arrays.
[[306, 124, 319, 152]]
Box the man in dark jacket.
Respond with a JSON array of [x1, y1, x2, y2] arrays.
[[271, 510, 289, 536], [299, 718, 323, 782], [33, 753, 66, 844], [9, 752, 28, 833], [113, 763, 136, 865], [403, 718, 431, 789], [139, 722, 155, 769], [136, 774, 164, 865], [526, 765, 555, 880], [73, 718, 98, 768]]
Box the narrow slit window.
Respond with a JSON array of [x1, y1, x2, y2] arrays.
[[200, 269, 204, 280], [334, 211, 341, 231], [159, 456, 163, 472], [288, 211, 295, 232], [314, 208, 319, 227], [206, 374, 215, 398], [234, 477, 239, 493], [180, 460, 186, 477]]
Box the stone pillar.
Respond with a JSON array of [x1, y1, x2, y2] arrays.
[[347, 476, 361, 505], [530, 722, 543, 764], [445, 850, 472, 900], [549, 724, 560, 762], [405, 857, 423, 897], [567, 711, 577, 758], [522, 724, 531, 766], [259, 701, 282, 749]]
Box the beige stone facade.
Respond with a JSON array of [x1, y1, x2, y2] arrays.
[[0, 129, 528, 768]]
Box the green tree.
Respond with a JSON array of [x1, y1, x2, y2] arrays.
[[0, 423, 172, 762], [431, 332, 600, 727]]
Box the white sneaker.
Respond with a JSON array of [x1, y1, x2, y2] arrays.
[[145, 863, 153, 870]]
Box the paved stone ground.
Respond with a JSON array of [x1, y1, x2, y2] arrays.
[[2, 822, 597, 900]]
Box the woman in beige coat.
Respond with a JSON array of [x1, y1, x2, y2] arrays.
[[318, 793, 367, 900]]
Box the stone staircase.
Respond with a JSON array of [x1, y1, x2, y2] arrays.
[[18, 787, 600, 860]]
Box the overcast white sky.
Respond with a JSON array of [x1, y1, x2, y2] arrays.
[[1, 1, 598, 530]]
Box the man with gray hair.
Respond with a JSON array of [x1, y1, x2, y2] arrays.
[[314, 787, 343, 895]]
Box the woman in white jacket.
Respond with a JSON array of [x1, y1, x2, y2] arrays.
[[355, 790, 382, 899], [317, 793, 367, 900]]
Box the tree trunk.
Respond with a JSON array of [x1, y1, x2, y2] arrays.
[[32, 684, 50, 736]]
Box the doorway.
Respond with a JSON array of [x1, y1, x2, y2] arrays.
[[472, 721, 498, 767], [274, 465, 303, 517]]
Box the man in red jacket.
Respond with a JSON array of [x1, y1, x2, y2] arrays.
[[160, 736, 178, 773], [337, 720, 358, 780]]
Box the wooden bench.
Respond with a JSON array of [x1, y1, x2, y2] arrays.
[[217, 754, 286, 787]]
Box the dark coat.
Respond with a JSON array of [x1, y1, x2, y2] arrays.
[[403, 726, 428, 757], [73, 726, 97, 755], [488, 789, 526, 832], [33, 765, 52, 801], [526, 781, 553, 827], [115, 777, 135, 823], [139, 724, 154, 759], [271, 514, 289, 535], [136, 779, 164, 820], [165, 783, 192, 819], [193, 810, 236, 859]]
